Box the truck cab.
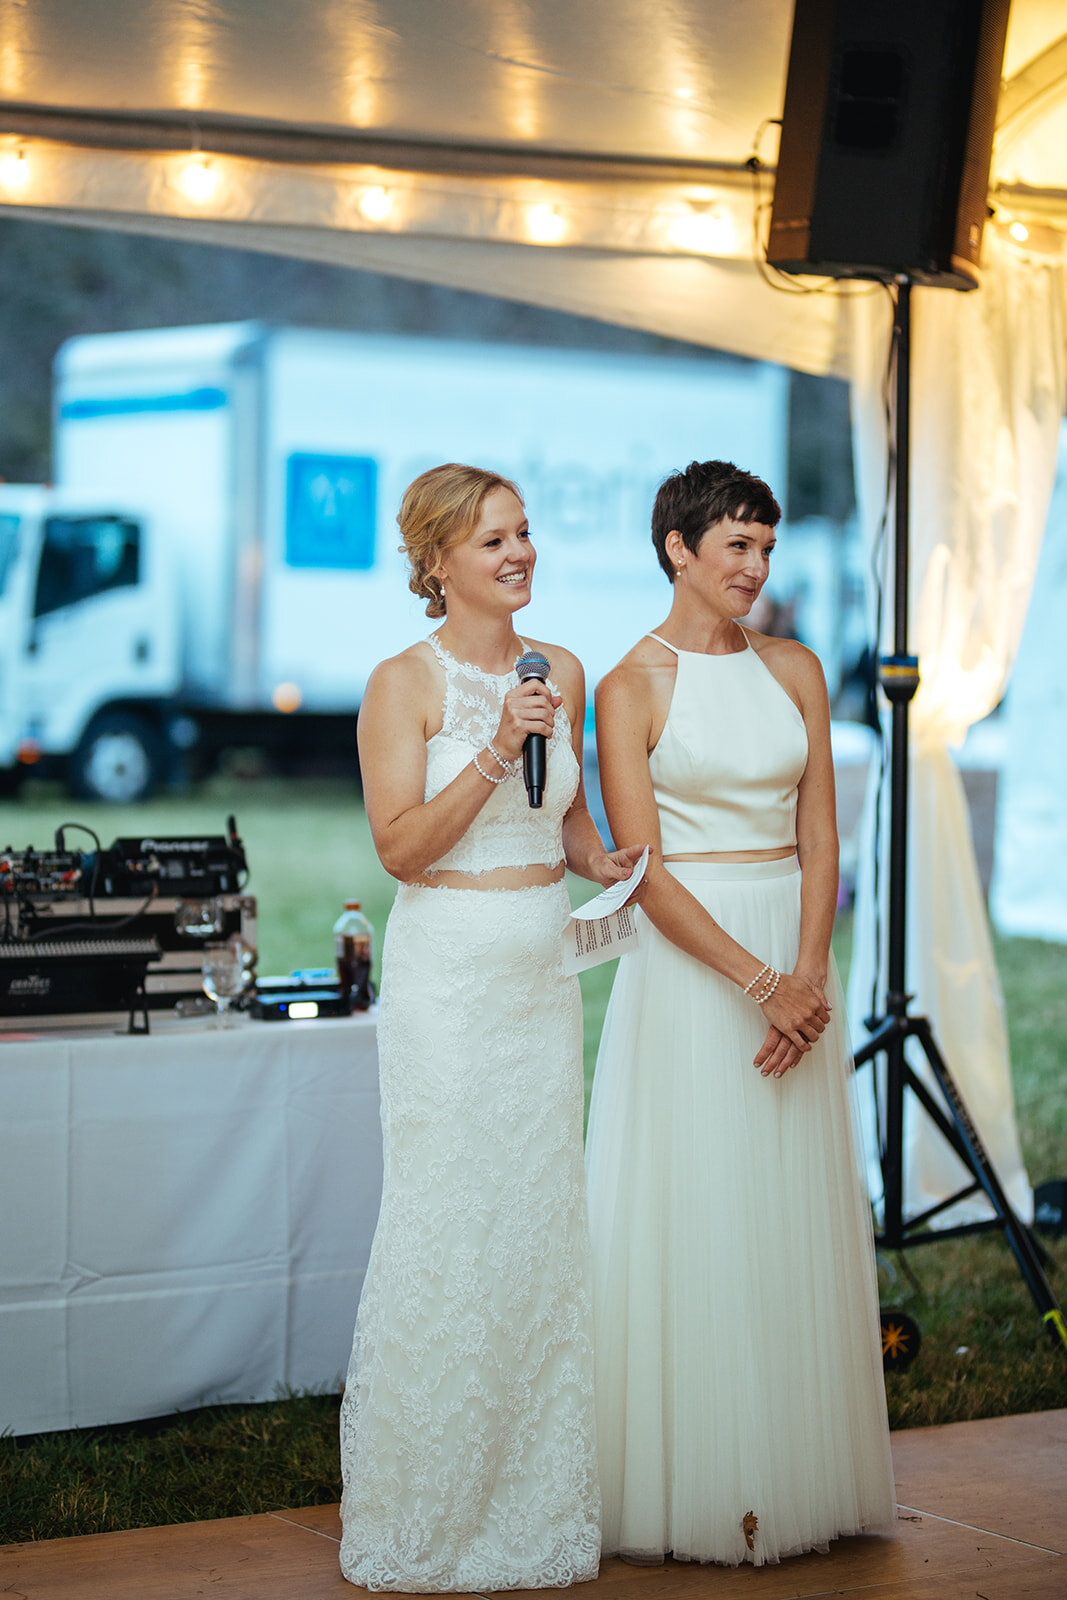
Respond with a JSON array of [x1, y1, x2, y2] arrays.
[[0, 486, 179, 800]]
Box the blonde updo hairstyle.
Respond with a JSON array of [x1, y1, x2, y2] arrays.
[[399, 463, 524, 619]]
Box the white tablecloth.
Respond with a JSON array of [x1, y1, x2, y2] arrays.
[[0, 1013, 382, 1435]]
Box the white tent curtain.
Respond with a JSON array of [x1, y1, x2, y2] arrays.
[[847, 231, 1067, 1229], [991, 427, 1067, 941]]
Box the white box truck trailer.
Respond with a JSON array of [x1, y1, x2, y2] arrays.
[[0, 323, 787, 800]]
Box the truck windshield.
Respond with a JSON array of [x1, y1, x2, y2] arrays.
[[0, 515, 17, 596], [34, 516, 141, 618]]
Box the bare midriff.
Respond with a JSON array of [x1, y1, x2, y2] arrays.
[[663, 846, 797, 864], [407, 862, 566, 890]]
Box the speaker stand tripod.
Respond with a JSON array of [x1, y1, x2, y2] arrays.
[[853, 278, 1066, 1355]]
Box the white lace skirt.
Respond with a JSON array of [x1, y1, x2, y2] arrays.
[[340, 880, 600, 1592], [585, 858, 896, 1567]]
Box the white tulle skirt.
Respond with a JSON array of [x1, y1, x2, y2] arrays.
[[585, 858, 896, 1567]]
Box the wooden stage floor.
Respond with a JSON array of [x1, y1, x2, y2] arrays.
[[2, 1409, 1064, 1600]]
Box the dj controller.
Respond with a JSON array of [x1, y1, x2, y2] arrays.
[[0, 817, 255, 1029]]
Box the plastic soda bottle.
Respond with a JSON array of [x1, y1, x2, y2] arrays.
[[333, 901, 374, 1012]]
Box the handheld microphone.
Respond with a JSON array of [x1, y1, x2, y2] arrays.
[[516, 650, 550, 809]]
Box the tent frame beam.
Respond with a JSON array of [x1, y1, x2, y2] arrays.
[[0, 101, 759, 188]]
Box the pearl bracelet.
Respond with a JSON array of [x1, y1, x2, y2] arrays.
[[753, 967, 781, 1005], [486, 739, 518, 776], [473, 751, 507, 784], [743, 963, 771, 997]]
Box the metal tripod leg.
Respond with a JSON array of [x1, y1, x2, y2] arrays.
[[854, 1015, 1067, 1352], [910, 1015, 1065, 1347]]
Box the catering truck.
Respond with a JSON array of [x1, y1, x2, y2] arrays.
[[0, 322, 787, 800]]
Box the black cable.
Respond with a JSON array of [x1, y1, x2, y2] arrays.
[[868, 299, 899, 1030], [54, 820, 102, 921], [746, 119, 886, 301], [54, 822, 101, 853], [27, 882, 159, 940], [864, 290, 900, 1179], [748, 130, 830, 296]]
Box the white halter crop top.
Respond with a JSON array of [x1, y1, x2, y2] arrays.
[[647, 629, 809, 854], [422, 634, 580, 875]]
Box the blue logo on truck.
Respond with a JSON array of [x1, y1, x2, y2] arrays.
[[286, 454, 376, 570]]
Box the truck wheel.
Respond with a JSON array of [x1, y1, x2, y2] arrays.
[[69, 712, 164, 803]]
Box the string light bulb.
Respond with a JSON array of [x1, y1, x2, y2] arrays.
[[668, 204, 737, 257], [1008, 220, 1029, 243], [178, 154, 219, 203], [526, 203, 566, 245], [358, 185, 393, 222], [0, 144, 29, 191]]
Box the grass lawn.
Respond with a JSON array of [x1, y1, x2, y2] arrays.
[[2, 780, 1065, 1540]]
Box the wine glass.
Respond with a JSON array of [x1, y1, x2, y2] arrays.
[[201, 942, 244, 1027]]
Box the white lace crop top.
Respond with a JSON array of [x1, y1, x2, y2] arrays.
[[422, 634, 580, 875], [648, 630, 809, 854]]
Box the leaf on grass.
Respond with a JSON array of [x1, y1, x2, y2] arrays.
[[742, 1510, 758, 1550]]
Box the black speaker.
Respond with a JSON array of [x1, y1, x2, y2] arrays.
[[767, 0, 1010, 290]]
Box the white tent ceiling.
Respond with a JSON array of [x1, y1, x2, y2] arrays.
[[0, 0, 1063, 184], [1, 1, 1065, 373], [0, 0, 789, 162]]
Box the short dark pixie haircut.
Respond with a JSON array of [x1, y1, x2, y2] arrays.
[[652, 460, 782, 582]]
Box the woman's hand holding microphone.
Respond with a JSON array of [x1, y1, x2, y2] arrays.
[[492, 680, 647, 890], [488, 677, 560, 770]]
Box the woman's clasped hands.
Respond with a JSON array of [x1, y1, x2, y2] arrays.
[[753, 968, 832, 1080]]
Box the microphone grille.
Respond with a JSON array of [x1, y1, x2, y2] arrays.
[[516, 650, 550, 682]]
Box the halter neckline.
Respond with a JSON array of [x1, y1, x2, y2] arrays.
[[429, 631, 529, 682], [647, 626, 751, 659]]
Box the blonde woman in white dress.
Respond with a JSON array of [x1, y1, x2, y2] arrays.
[[340, 463, 643, 1592], [585, 459, 895, 1567]]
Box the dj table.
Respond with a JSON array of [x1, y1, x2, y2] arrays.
[[0, 1014, 382, 1436]]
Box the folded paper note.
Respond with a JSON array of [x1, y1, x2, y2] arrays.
[[562, 846, 650, 975]]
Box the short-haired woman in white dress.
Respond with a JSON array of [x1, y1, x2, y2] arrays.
[[585, 459, 895, 1567], [340, 463, 643, 1591]]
